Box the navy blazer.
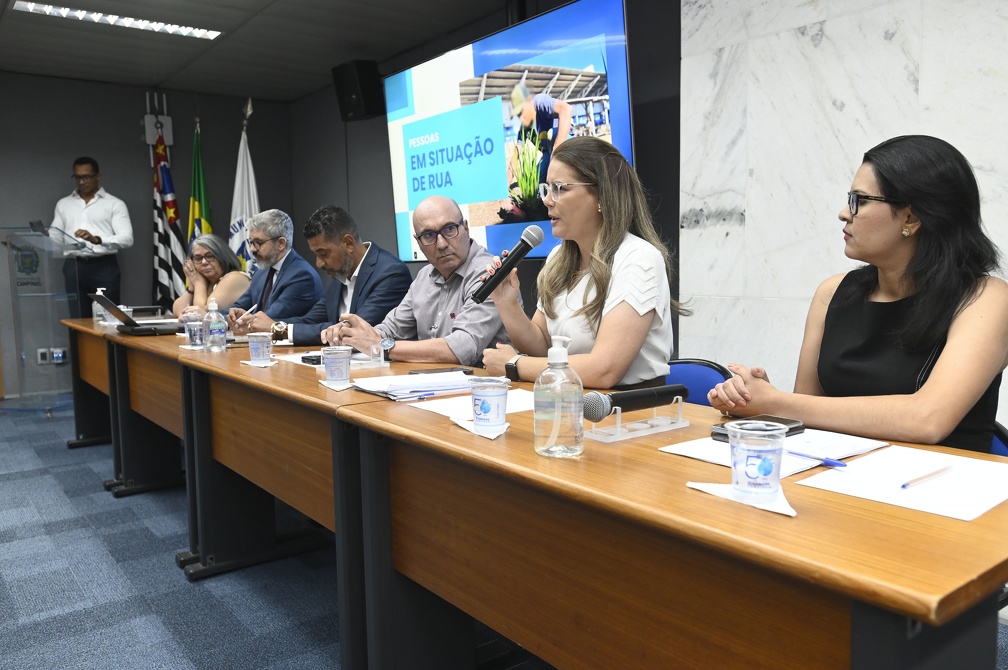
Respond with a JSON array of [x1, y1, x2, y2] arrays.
[[230, 247, 322, 320], [289, 243, 412, 345]]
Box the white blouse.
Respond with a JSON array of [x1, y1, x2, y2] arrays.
[[538, 233, 673, 386]]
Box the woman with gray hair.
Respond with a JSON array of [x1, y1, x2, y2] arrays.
[[172, 233, 251, 318]]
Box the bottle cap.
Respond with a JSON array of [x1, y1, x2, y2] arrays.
[[547, 335, 571, 365], [207, 298, 218, 311]]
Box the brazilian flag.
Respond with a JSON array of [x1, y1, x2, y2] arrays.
[[188, 124, 211, 244]]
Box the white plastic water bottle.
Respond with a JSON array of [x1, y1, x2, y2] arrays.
[[203, 298, 227, 352], [534, 335, 584, 458], [92, 287, 107, 324]]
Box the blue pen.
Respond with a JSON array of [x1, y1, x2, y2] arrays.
[[785, 449, 846, 468]]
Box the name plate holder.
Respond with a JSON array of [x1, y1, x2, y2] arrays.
[[585, 395, 690, 443]]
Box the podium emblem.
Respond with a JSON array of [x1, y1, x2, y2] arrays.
[[15, 247, 41, 275]]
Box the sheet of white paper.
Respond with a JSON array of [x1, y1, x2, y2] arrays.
[[686, 482, 797, 517], [659, 428, 887, 477], [352, 371, 472, 400], [450, 418, 510, 439], [240, 359, 277, 368], [319, 380, 353, 391], [407, 389, 536, 419], [796, 445, 1008, 521]]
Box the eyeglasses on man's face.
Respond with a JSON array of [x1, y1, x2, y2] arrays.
[[847, 191, 902, 216], [248, 236, 280, 250], [71, 174, 97, 183], [538, 181, 593, 201], [191, 252, 217, 265], [414, 221, 463, 246]]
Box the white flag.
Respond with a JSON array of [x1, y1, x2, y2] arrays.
[[229, 112, 260, 273]]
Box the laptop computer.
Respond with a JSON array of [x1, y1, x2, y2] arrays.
[[87, 293, 184, 335]]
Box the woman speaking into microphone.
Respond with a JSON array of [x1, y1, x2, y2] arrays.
[[481, 136, 688, 389]]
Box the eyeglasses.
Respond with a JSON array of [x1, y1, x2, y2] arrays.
[[414, 221, 463, 246], [191, 252, 217, 264], [248, 236, 279, 250], [71, 174, 97, 182], [847, 191, 902, 216], [538, 181, 593, 201]]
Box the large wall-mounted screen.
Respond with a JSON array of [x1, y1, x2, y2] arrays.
[[383, 0, 632, 261]]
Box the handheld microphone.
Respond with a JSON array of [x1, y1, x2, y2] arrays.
[[582, 384, 689, 422], [471, 225, 545, 304]]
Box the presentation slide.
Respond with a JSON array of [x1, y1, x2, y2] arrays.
[[383, 0, 631, 261]]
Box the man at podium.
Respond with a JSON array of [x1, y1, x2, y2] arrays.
[[50, 156, 134, 318]]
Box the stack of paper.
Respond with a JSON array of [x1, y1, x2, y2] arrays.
[[659, 428, 887, 477], [352, 370, 472, 401]]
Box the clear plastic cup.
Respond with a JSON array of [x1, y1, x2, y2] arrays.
[[183, 312, 205, 349], [469, 377, 510, 435], [726, 420, 786, 502], [248, 332, 272, 363], [322, 345, 352, 383]]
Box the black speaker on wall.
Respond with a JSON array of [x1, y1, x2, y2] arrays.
[[332, 60, 385, 122]]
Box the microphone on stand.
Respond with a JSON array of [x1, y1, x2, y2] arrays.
[[582, 384, 689, 422], [471, 225, 545, 304]]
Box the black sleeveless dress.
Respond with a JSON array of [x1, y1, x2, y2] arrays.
[[817, 272, 1000, 453]]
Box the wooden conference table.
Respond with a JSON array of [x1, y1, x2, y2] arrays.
[[63, 319, 187, 495], [339, 399, 1008, 669], [63, 318, 1008, 668]]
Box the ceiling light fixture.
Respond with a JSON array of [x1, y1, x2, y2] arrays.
[[12, 1, 221, 40]]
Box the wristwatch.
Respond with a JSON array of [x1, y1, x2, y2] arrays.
[[380, 337, 395, 362], [505, 353, 527, 381], [270, 321, 289, 342]]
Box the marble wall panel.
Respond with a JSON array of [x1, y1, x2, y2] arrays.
[[680, 42, 747, 298], [679, 295, 810, 394], [681, 0, 1008, 424], [745, 1, 921, 298]]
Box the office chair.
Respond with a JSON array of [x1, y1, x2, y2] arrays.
[[991, 421, 1008, 457], [666, 358, 733, 407]]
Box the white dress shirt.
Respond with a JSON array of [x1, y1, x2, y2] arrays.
[[51, 187, 133, 257]]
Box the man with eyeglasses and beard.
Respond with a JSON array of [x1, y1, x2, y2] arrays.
[[51, 156, 134, 318], [226, 209, 321, 330], [328, 195, 513, 366], [238, 205, 412, 346]]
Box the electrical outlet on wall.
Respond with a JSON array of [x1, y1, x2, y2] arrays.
[[36, 348, 49, 365], [51, 348, 66, 364]]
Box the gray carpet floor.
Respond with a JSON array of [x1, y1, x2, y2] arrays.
[[0, 406, 340, 669], [1, 404, 1007, 669]]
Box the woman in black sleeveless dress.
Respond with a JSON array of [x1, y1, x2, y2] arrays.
[[707, 135, 1008, 452]]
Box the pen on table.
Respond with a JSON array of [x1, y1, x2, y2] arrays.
[[901, 466, 951, 489], [785, 449, 847, 468]]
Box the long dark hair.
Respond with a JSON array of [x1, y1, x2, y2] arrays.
[[848, 135, 999, 350]]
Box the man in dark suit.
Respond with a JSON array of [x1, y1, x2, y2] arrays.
[[226, 209, 322, 331], [241, 205, 411, 345]]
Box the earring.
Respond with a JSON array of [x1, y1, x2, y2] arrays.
[[902, 228, 911, 238], [597, 203, 602, 213]]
